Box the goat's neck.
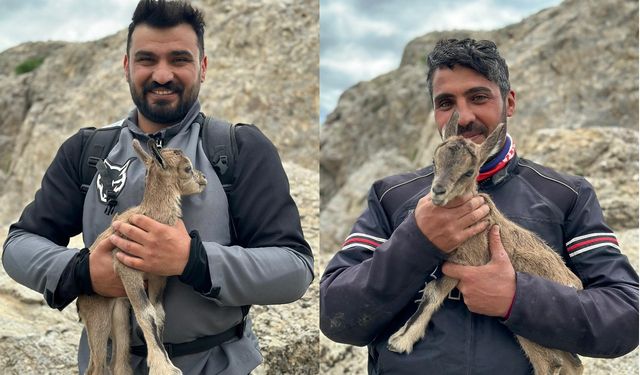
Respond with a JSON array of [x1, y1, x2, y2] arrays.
[[139, 173, 182, 226]]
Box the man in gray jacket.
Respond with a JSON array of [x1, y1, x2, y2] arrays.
[[2, 1, 313, 374]]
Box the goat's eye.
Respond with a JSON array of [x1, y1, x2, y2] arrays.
[[184, 166, 192, 173], [463, 170, 474, 177]]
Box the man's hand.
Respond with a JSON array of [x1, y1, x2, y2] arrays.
[[89, 236, 127, 297], [415, 193, 490, 253], [111, 215, 191, 276], [442, 225, 516, 317]]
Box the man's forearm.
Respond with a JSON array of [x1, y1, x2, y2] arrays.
[[504, 272, 639, 357], [320, 214, 448, 346], [196, 241, 313, 306], [3, 228, 79, 309]]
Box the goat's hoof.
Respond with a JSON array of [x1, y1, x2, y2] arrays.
[[387, 333, 415, 354]]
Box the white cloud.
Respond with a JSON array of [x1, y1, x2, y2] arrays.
[[427, 1, 524, 31], [321, 48, 397, 81], [322, 2, 397, 38], [0, 0, 138, 53]]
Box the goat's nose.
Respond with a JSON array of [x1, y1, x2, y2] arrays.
[[432, 184, 446, 195]]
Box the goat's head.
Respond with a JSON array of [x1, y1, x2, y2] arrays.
[[132, 139, 207, 196], [431, 111, 506, 206]]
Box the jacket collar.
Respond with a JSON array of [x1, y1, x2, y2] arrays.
[[478, 152, 520, 188], [123, 100, 202, 142]]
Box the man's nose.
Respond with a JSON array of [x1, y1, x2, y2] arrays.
[[456, 102, 476, 128], [151, 61, 174, 84]]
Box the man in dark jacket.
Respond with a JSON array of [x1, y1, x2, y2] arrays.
[[2, 1, 313, 374], [320, 38, 638, 374]]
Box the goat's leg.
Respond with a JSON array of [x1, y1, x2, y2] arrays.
[[559, 352, 583, 375], [147, 275, 167, 339], [388, 276, 458, 353], [78, 295, 115, 375], [115, 263, 181, 375], [517, 336, 566, 375], [111, 298, 133, 375]]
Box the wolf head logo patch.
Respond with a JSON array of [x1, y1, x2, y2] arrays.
[[96, 158, 135, 213]]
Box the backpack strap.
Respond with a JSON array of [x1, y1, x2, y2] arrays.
[[198, 113, 237, 193], [196, 112, 240, 241], [79, 125, 124, 194], [197, 113, 251, 320]]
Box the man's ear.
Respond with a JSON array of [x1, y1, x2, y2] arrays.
[[505, 90, 516, 117], [123, 54, 130, 81], [200, 55, 208, 82]]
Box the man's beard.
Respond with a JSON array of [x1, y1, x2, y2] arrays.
[[129, 80, 199, 125]]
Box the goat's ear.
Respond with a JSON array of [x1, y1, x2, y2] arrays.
[[442, 111, 459, 140], [132, 139, 151, 164], [479, 123, 507, 163], [147, 139, 166, 169]]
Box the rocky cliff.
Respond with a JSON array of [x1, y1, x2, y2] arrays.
[[320, 0, 638, 373], [0, 0, 319, 374]]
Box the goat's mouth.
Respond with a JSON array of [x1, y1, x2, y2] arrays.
[[431, 195, 447, 207]]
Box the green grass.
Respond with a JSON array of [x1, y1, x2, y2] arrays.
[[15, 57, 45, 75]]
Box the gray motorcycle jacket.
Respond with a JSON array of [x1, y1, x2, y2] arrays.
[[320, 153, 638, 374], [3, 101, 314, 374]]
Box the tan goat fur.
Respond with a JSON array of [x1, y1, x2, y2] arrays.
[[387, 112, 584, 375], [77, 139, 207, 375]]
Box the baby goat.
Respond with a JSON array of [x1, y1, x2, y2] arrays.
[[77, 139, 207, 375], [387, 112, 584, 375]]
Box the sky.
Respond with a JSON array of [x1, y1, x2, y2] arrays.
[[0, 0, 139, 53], [320, 0, 562, 123], [1, 0, 562, 124]]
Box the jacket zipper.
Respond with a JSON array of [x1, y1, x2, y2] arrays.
[[466, 311, 475, 375]]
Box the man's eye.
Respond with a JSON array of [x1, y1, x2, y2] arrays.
[[437, 101, 452, 109], [472, 95, 488, 103]]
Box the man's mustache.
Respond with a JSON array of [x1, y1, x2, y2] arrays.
[[143, 81, 183, 95], [457, 122, 488, 137]]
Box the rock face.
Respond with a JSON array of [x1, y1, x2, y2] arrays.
[[320, 0, 638, 373], [0, 0, 319, 374]]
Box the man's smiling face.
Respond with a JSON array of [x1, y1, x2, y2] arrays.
[[124, 23, 207, 126], [432, 64, 515, 144]]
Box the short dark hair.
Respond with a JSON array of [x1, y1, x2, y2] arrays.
[[426, 39, 510, 101], [126, 0, 206, 60]]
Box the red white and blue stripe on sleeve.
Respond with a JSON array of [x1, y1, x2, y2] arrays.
[[566, 232, 619, 258], [341, 232, 387, 251]]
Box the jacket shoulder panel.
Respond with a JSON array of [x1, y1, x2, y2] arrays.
[[515, 158, 584, 214]]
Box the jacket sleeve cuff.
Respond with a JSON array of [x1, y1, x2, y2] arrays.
[[76, 248, 94, 295], [50, 248, 93, 310], [179, 230, 214, 295]]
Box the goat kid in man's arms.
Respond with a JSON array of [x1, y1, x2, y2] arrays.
[[77, 139, 206, 375], [388, 111, 583, 375]]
